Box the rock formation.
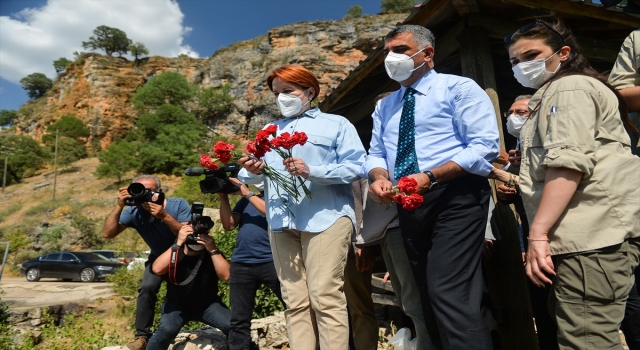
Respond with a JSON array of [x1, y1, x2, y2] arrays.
[[13, 14, 404, 146]]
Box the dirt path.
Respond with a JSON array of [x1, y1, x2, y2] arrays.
[[0, 277, 116, 311]]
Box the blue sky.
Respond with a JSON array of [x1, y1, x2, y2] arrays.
[[0, 0, 391, 112]]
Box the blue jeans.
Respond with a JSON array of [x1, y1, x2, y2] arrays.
[[381, 227, 436, 350], [146, 299, 231, 350]]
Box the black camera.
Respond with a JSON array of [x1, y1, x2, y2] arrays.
[[124, 183, 165, 206], [184, 164, 241, 195], [185, 202, 215, 245]]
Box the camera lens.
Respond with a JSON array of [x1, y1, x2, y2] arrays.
[[128, 183, 146, 196]]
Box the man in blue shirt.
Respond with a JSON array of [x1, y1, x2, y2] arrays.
[[362, 25, 500, 349], [102, 175, 191, 350]]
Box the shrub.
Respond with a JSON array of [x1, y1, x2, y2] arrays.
[[346, 5, 363, 18], [381, 0, 417, 13]]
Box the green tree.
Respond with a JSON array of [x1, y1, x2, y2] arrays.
[[53, 57, 72, 74], [82, 25, 132, 57], [42, 115, 90, 144], [51, 136, 87, 168], [0, 135, 50, 184], [19, 73, 53, 99], [0, 110, 17, 127], [131, 71, 195, 112], [128, 42, 149, 62], [194, 84, 234, 120], [42, 116, 90, 168], [381, 0, 417, 13], [346, 5, 363, 17], [95, 140, 141, 183], [135, 104, 207, 175]]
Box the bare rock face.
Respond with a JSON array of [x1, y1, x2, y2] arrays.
[[13, 15, 404, 146]]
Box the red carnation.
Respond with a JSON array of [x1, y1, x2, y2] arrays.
[[393, 193, 404, 206], [270, 137, 283, 148], [397, 177, 418, 194], [255, 130, 272, 143], [292, 132, 308, 146], [213, 141, 235, 164], [275, 132, 298, 150], [245, 141, 257, 155], [200, 154, 219, 170], [264, 124, 278, 135], [401, 193, 424, 211]]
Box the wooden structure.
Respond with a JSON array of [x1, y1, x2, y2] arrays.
[[319, 1, 640, 349]]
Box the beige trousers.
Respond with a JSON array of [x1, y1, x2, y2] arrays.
[[269, 217, 352, 350]]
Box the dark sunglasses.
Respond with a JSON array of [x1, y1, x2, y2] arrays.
[[504, 19, 565, 45]]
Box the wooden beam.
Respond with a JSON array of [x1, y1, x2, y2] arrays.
[[459, 26, 506, 150], [459, 26, 539, 349], [466, 13, 624, 62], [504, 0, 640, 28]]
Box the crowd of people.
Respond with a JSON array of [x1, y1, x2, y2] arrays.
[[102, 22, 640, 350]]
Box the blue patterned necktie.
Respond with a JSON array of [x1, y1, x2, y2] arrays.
[[394, 87, 420, 180]]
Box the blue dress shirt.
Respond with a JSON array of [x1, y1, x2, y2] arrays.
[[361, 69, 500, 182], [238, 107, 366, 233]]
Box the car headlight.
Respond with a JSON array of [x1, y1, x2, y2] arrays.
[[96, 266, 114, 271]]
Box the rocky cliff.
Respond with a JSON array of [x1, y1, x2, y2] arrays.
[[14, 14, 404, 145]]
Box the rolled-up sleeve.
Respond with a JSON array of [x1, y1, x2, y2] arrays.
[[539, 88, 597, 177], [609, 30, 639, 89], [307, 120, 366, 185], [360, 105, 389, 178], [450, 81, 500, 176]]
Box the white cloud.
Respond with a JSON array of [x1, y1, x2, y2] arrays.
[[0, 0, 198, 84]]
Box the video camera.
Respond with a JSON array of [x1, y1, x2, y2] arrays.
[[185, 202, 215, 245], [124, 183, 165, 206], [184, 164, 241, 195]]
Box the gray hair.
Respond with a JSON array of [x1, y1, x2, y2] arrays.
[[385, 25, 435, 49], [514, 94, 533, 101], [132, 175, 162, 190]]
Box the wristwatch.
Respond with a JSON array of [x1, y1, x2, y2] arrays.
[[244, 191, 255, 200], [424, 170, 440, 190], [209, 248, 222, 256]]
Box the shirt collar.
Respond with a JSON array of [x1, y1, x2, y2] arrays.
[[400, 69, 438, 97], [302, 107, 321, 118]]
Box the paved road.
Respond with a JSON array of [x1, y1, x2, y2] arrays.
[[0, 277, 116, 311]]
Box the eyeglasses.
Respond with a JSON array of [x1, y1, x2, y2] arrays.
[[504, 19, 565, 46], [503, 109, 529, 118]]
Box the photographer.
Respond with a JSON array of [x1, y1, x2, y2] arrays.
[[218, 178, 283, 350], [147, 224, 231, 350], [102, 175, 191, 350]]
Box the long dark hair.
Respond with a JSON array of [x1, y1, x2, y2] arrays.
[[506, 19, 638, 135]]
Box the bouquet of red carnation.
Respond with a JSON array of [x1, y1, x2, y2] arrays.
[[392, 177, 424, 211], [199, 141, 242, 171], [244, 124, 311, 203]]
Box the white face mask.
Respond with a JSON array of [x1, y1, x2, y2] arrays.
[[506, 114, 528, 138], [276, 88, 311, 118], [187, 244, 205, 251], [512, 50, 561, 89], [384, 47, 427, 82]]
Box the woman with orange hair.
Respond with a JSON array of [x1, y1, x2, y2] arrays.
[[237, 65, 366, 350]]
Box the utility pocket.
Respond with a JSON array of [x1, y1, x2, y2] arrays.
[[556, 243, 632, 303]]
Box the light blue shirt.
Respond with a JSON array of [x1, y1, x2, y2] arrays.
[[361, 69, 500, 182], [238, 107, 366, 233]]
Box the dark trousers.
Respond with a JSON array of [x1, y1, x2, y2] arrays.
[[622, 267, 640, 350], [398, 174, 493, 350], [529, 281, 558, 350], [135, 257, 164, 339], [228, 261, 283, 350], [146, 299, 231, 350]]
